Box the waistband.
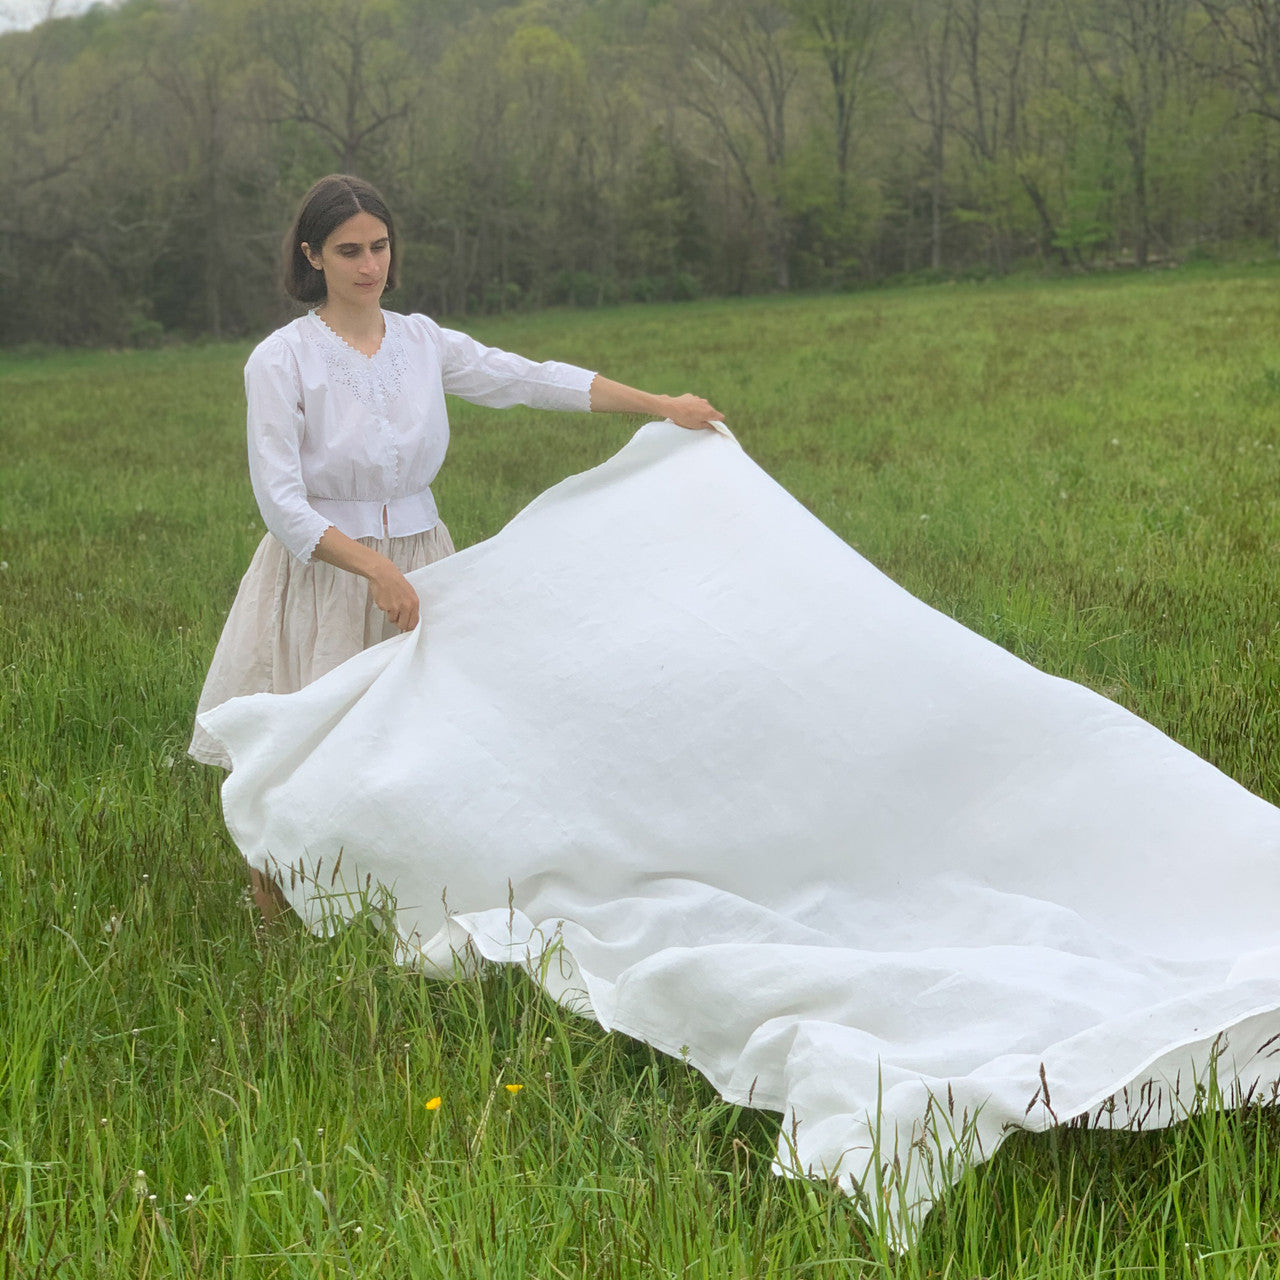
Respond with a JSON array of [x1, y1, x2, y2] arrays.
[[308, 488, 440, 542]]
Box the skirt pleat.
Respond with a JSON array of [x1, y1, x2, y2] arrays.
[[189, 523, 455, 769]]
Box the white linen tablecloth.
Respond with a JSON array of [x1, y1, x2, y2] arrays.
[[202, 421, 1280, 1241]]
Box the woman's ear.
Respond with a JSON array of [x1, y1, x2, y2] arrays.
[[301, 242, 322, 272]]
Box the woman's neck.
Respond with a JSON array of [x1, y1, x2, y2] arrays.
[[315, 297, 385, 347]]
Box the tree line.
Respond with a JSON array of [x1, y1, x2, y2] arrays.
[[4, 0, 1280, 346]]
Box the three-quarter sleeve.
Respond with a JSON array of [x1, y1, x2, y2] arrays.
[[244, 340, 332, 563], [430, 322, 596, 412]]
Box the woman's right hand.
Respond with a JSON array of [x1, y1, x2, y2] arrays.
[[311, 528, 422, 631], [368, 560, 420, 631]]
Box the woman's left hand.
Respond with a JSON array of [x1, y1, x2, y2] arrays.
[[660, 394, 725, 432]]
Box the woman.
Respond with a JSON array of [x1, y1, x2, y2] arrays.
[[189, 173, 723, 919]]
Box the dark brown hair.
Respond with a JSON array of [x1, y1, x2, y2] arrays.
[[282, 174, 399, 304]]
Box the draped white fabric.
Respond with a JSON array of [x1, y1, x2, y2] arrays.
[[201, 422, 1280, 1240]]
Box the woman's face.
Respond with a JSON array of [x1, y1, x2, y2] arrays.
[[302, 210, 390, 308]]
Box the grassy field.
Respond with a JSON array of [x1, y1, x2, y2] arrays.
[[2, 267, 1280, 1277]]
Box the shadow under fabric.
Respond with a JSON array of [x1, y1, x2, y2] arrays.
[[201, 421, 1280, 1244]]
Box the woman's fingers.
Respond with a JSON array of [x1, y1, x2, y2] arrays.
[[371, 562, 421, 631], [389, 595, 419, 631], [667, 393, 724, 431]]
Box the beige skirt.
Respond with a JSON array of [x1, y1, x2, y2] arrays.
[[189, 523, 455, 769]]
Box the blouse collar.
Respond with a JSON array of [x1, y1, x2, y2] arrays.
[[307, 307, 390, 362]]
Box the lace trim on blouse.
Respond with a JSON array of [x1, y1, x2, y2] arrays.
[[304, 311, 410, 411], [301, 518, 332, 564]]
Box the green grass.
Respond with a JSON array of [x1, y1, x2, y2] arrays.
[[2, 265, 1280, 1276]]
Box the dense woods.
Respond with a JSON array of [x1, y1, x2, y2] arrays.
[[4, 0, 1280, 345]]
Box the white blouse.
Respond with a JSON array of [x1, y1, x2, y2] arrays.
[[244, 309, 597, 562]]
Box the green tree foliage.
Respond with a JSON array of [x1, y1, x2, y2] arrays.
[[2, 0, 1278, 344]]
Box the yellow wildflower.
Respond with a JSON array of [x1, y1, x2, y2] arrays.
[[425, 1096, 442, 1111], [504, 1083, 523, 1095]]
